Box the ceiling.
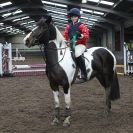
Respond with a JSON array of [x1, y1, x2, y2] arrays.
[[0, 0, 133, 36]]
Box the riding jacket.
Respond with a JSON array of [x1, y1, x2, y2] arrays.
[[63, 22, 89, 46]]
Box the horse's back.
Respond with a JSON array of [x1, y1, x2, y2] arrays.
[[84, 47, 116, 75], [85, 47, 115, 66]]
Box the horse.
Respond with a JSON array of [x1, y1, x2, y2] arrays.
[[24, 16, 120, 126]]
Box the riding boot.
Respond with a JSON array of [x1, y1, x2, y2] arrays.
[[75, 55, 87, 84]]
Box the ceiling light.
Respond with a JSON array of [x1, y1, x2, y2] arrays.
[[93, 11, 104, 15], [82, 0, 87, 3], [42, 1, 67, 8], [0, 23, 4, 25], [81, 16, 88, 20], [20, 22, 27, 25], [2, 13, 11, 18], [28, 20, 35, 24], [81, 8, 93, 13], [87, 0, 99, 3], [13, 9, 22, 15], [0, 1, 12, 7], [100, 0, 114, 6], [21, 16, 30, 20], [12, 18, 21, 22], [89, 18, 98, 21]]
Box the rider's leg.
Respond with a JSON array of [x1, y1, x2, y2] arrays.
[[75, 45, 87, 82], [76, 55, 87, 81]]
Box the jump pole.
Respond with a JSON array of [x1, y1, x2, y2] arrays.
[[12, 64, 46, 76], [0, 43, 46, 77]]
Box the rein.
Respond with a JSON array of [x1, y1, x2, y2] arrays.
[[39, 44, 46, 61], [39, 42, 68, 68]]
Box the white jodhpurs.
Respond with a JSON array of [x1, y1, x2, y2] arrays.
[[75, 44, 86, 58]]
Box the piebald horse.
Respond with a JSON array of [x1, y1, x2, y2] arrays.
[[24, 16, 120, 126]]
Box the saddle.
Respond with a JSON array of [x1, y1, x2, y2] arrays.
[[70, 48, 88, 84], [70, 48, 87, 63]]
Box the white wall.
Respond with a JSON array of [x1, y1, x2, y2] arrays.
[[0, 29, 99, 52], [7, 34, 40, 52], [0, 36, 6, 43]]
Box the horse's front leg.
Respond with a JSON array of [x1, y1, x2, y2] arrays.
[[51, 90, 60, 125], [63, 88, 71, 127]]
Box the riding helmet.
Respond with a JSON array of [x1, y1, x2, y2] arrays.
[[68, 8, 81, 17]]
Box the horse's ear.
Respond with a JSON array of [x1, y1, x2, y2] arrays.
[[37, 17, 46, 27], [45, 16, 52, 25]]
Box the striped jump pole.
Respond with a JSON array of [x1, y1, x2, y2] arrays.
[[116, 65, 124, 75], [123, 43, 133, 75], [0, 43, 12, 77], [12, 64, 46, 76]]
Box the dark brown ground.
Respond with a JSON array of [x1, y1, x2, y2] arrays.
[[0, 56, 133, 133]]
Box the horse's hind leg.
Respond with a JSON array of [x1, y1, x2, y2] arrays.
[[63, 87, 71, 127], [104, 87, 111, 116], [96, 75, 111, 116]]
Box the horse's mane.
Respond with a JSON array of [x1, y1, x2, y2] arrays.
[[55, 26, 65, 43], [36, 17, 65, 42]]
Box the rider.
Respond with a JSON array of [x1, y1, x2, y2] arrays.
[[63, 8, 90, 83]]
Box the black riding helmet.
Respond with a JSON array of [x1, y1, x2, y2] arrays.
[[68, 8, 81, 17]]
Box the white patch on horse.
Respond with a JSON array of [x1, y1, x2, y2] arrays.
[[84, 47, 101, 79], [93, 47, 116, 71], [23, 26, 38, 44], [103, 47, 116, 71], [53, 91, 60, 108], [85, 47, 116, 79], [64, 89, 71, 109], [53, 27, 76, 85], [23, 32, 31, 43]]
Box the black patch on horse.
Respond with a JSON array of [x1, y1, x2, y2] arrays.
[[91, 48, 114, 88], [92, 48, 114, 73], [49, 24, 56, 40], [45, 41, 69, 93]]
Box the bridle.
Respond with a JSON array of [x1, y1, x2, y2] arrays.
[[29, 25, 71, 68], [38, 41, 69, 69]]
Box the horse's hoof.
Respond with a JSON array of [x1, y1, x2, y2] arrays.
[[74, 78, 87, 84], [63, 122, 70, 127], [51, 118, 59, 126], [63, 116, 71, 127]]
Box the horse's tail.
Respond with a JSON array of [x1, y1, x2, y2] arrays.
[[110, 70, 120, 100]]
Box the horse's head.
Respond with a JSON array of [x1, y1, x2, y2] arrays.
[[24, 16, 52, 48]]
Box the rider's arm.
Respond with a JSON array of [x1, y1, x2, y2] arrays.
[[79, 24, 89, 41]]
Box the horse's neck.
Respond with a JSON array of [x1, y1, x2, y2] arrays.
[[54, 26, 66, 48], [45, 26, 66, 65]]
